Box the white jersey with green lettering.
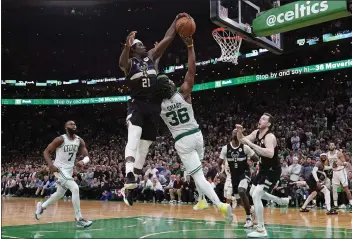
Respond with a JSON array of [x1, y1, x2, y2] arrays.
[[54, 134, 81, 170], [160, 92, 199, 139]]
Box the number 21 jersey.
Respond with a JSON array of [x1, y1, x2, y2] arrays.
[[160, 92, 199, 139], [54, 134, 81, 170]]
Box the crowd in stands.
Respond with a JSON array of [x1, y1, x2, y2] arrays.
[[2, 69, 352, 207]]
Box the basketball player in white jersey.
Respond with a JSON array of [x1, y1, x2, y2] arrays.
[[35, 121, 93, 228], [236, 115, 290, 237], [159, 35, 233, 222], [327, 143, 352, 212]]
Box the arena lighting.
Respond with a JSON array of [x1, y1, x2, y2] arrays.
[[2, 59, 352, 106]]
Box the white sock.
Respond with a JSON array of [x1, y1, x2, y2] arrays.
[[321, 186, 331, 211], [134, 140, 152, 171], [192, 170, 220, 206], [301, 191, 317, 209], [261, 192, 284, 205], [125, 162, 134, 176], [194, 181, 205, 201], [66, 181, 83, 220], [332, 184, 338, 206], [125, 123, 142, 168], [349, 199, 352, 205], [252, 185, 265, 228], [42, 186, 66, 209]]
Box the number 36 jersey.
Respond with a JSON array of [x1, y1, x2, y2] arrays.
[[54, 134, 81, 170], [160, 92, 199, 139]]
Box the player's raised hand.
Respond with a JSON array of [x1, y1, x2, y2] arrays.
[[154, 41, 159, 47], [180, 35, 193, 47], [125, 31, 137, 48]]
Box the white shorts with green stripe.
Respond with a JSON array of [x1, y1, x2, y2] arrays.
[[54, 168, 74, 190], [175, 131, 204, 176]]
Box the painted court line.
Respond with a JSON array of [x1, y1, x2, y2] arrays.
[[123, 225, 137, 228], [2, 235, 23, 239], [83, 228, 104, 231]]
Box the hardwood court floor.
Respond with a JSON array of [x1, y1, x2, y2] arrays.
[[1, 197, 352, 238]]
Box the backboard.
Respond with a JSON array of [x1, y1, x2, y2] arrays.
[[210, 0, 283, 55]]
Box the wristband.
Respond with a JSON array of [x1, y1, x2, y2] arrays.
[[187, 44, 194, 48], [82, 156, 90, 165]]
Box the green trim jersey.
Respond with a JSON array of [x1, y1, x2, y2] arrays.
[[160, 92, 199, 139], [54, 134, 81, 170]]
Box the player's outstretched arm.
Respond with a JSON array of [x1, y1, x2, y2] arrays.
[[119, 31, 136, 75], [43, 136, 64, 172], [149, 13, 189, 61], [235, 124, 257, 143], [242, 133, 276, 159], [179, 36, 195, 102], [77, 138, 90, 167]]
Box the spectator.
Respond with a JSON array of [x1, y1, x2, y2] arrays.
[[155, 171, 167, 185], [300, 157, 314, 180], [169, 175, 182, 203], [182, 175, 195, 203], [151, 177, 164, 203], [288, 157, 302, 182]]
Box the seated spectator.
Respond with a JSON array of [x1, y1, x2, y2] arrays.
[[140, 174, 153, 202], [182, 175, 195, 203], [4, 176, 17, 196], [160, 165, 171, 181], [155, 171, 167, 185], [163, 174, 175, 201], [35, 175, 49, 197], [151, 177, 164, 203], [300, 157, 314, 181], [169, 175, 182, 203], [288, 157, 302, 182], [145, 164, 158, 178], [100, 190, 112, 201], [44, 177, 57, 197]]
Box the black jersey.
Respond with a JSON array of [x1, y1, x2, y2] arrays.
[[126, 57, 158, 101], [224, 143, 249, 176], [254, 130, 280, 169], [308, 165, 326, 183]]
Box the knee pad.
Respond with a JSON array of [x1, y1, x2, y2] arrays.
[[125, 123, 142, 159], [133, 168, 143, 175], [238, 187, 247, 197], [134, 140, 152, 170]]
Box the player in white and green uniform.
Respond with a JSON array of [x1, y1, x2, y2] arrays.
[[35, 121, 93, 228], [160, 35, 233, 223]]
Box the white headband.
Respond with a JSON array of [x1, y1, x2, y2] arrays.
[[132, 39, 142, 46]]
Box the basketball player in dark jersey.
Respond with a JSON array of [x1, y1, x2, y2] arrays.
[[236, 113, 290, 237], [219, 129, 258, 228], [119, 13, 189, 206], [299, 153, 338, 214]]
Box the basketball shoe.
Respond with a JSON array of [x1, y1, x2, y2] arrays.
[[121, 187, 134, 206], [193, 199, 209, 210], [218, 202, 233, 223], [76, 218, 93, 228], [35, 202, 45, 220]]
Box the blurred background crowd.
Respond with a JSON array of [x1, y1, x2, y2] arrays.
[[2, 0, 352, 208]]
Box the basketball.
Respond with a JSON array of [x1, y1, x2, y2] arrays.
[[176, 16, 196, 36]]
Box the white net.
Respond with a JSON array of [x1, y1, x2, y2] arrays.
[[212, 28, 242, 65]]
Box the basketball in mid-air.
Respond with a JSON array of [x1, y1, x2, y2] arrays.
[[176, 16, 196, 36]]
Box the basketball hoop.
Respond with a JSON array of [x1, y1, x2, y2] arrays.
[[212, 27, 242, 65]]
